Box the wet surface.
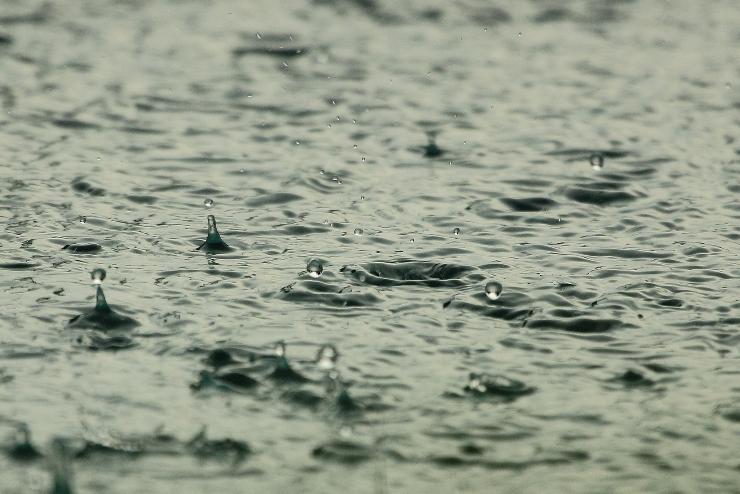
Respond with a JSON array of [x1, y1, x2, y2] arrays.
[[1, 0, 740, 492]]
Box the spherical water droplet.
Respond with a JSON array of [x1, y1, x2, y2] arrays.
[[91, 268, 106, 285], [353, 228, 363, 236], [316, 344, 339, 370], [353, 144, 358, 149], [307, 259, 324, 278], [203, 198, 214, 208], [589, 153, 604, 170], [453, 227, 461, 236], [361, 156, 366, 162], [78, 216, 87, 224], [485, 281, 503, 300]]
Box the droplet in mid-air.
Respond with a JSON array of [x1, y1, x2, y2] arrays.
[[307, 259, 324, 278], [316, 344, 339, 371], [197, 215, 232, 253], [589, 153, 604, 170], [90, 268, 106, 285], [485, 281, 503, 300], [203, 198, 214, 208], [353, 228, 363, 236], [453, 227, 461, 236]]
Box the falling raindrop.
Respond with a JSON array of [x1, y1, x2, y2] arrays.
[[90, 268, 106, 285], [307, 259, 324, 278], [485, 281, 503, 300], [316, 344, 339, 371], [589, 153, 604, 170]]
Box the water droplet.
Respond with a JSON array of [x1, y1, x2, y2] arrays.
[[485, 281, 503, 300], [353, 228, 363, 236], [316, 344, 339, 370], [353, 144, 358, 149], [361, 156, 366, 162], [256, 33, 262, 39], [78, 216, 87, 224], [239, 168, 245, 173], [320, 169, 325, 175], [307, 259, 324, 278], [275, 341, 286, 357], [203, 198, 214, 208], [90, 268, 106, 285], [332, 175, 340, 182], [295, 140, 300, 145], [453, 227, 461, 236], [589, 153, 604, 170], [360, 195, 366, 200]]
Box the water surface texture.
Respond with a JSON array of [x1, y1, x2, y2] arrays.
[[2, 0, 740, 492]]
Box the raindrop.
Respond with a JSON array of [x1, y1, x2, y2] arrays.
[[589, 153, 604, 170], [453, 227, 461, 236], [353, 228, 363, 236], [307, 259, 324, 278], [353, 144, 358, 149], [316, 344, 339, 371], [361, 156, 366, 162], [90, 268, 106, 285], [78, 216, 87, 224], [485, 281, 503, 300], [203, 198, 214, 208]]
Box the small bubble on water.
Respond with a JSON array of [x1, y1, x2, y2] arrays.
[[353, 228, 363, 236], [316, 344, 339, 371], [307, 259, 324, 278], [91, 268, 106, 285], [453, 227, 461, 236], [589, 153, 604, 170], [203, 198, 214, 208], [485, 281, 503, 300], [78, 216, 87, 224]]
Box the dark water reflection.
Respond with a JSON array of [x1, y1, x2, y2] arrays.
[[1, 0, 740, 492]]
